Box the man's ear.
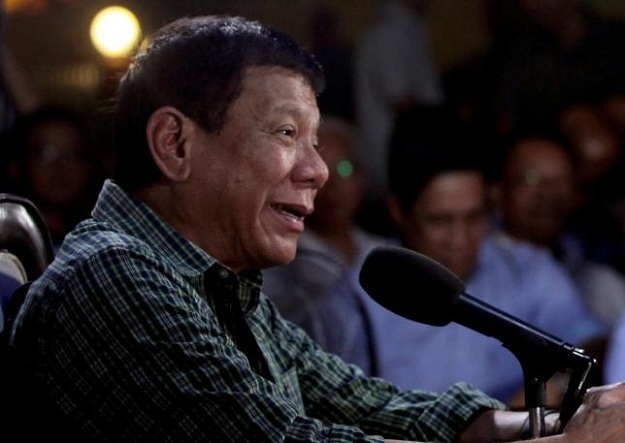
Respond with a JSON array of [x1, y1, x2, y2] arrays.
[[146, 106, 192, 182]]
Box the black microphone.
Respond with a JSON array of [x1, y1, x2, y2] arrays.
[[359, 245, 586, 366], [359, 245, 596, 429]]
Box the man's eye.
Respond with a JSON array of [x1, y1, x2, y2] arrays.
[[277, 127, 296, 137]]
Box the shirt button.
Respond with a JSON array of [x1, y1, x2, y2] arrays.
[[218, 268, 229, 279]]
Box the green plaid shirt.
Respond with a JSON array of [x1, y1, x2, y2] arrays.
[[12, 180, 504, 442]]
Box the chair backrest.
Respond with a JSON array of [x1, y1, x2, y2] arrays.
[[0, 193, 54, 281]]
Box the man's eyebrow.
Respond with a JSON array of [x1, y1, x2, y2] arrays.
[[271, 103, 307, 116]]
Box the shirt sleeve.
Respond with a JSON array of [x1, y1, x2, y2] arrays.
[[260, 296, 506, 442]]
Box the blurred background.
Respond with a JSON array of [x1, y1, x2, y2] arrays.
[[3, 0, 625, 111]]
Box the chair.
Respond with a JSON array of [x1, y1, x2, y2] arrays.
[[0, 192, 54, 355], [0, 193, 54, 280]]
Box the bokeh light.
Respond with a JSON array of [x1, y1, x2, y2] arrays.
[[90, 6, 141, 59], [336, 159, 354, 178]]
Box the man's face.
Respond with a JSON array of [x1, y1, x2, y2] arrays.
[[397, 170, 489, 280], [26, 120, 92, 207], [560, 105, 621, 187], [499, 139, 576, 247], [183, 66, 328, 272]]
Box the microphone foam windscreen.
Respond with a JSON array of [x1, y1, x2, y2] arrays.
[[359, 245, 465, 326]]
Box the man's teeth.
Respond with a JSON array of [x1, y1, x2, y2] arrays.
[[277, 204, 303, 219]]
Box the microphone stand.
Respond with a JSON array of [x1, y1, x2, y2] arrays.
[[450, 293, 596, 438], [517, 355, 554, 439], [506, 344, 597, 439], [558, 349, 596, 433]]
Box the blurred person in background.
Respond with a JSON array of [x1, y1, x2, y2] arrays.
[[492, 131, 625, 393], [4, 106, 104, 250], [557, 101, 625, 274], [493, 130, 625, 333]]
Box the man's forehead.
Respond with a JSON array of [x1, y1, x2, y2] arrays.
[[239, 67, 317, 106], [242, 65, 313, 88]]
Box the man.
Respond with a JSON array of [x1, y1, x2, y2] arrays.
[[7, 14, 625, 442], [493, 131, 625, 331], [5, 106, 103, 251], [557, 102, 625, 274]]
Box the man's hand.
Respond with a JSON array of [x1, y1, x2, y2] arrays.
[[559, 382, 625, 443]]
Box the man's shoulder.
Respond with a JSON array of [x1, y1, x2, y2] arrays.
[[61, 218, 151, 261], [46, 219, 160, 287], [476, 234, 572, 291], [485, 234, 555, 268]]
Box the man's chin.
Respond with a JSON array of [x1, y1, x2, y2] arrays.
[[266, 243, 298, 267]]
